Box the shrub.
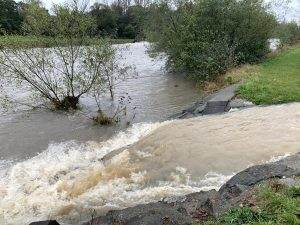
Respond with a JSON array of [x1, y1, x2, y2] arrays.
[[146, 0, 276, 81], [92, 110, 116, 125]]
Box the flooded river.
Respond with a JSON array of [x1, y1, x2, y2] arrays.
[[0, 43, 299, 225], [0, 42, 200, 161]]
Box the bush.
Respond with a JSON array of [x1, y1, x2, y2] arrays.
[[92, 110, 116, 125], [146, 0, 276, 81]]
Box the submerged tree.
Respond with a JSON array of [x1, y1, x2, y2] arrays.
[[0, 0, 130, 111]]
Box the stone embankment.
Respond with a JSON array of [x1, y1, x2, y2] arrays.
[[172, 84, 254, 119]]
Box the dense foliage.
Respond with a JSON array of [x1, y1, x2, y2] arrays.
[[0, 0, 299, 82], [90, 3, 149, 40], [0, 0, 23, 34], [274, 21, 300, 45], [147, 0, 280, 81], [0, 0, 150, 40]]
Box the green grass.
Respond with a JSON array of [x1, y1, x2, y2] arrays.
[[236, 43, 300, 105], [0, 35, 133, 48], [200, 182, 300, 225]]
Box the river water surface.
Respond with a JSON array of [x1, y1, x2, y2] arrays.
[[0, 42, 299, 225], [0, 42, 200, 161]]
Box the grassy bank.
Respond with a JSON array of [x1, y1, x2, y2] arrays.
[[201, 181, 300, 225], [226, 43, 300, 105], [0, 35, 134, 48]]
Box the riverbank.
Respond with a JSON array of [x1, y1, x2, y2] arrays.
[[200, 43, 300, 100], [174, 43, 300, 119], [229, 43, 300, 105], [0, 35, 134, 48]]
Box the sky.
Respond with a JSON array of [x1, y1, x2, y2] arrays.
[[17, 0, 300, 23], [268, 0, 300, 23]]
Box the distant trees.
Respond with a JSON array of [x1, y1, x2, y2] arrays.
[[0, 0, 150, 40], [1, 0, 299, 46], [0, 0, 23, 34], [21, 0, 53, 36], [274, 21, 300, 45], [89, 2, 149, 40], [90, 3, 117, 37], [0, 0, 52, 35]]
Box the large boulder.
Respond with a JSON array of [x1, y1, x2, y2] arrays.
[[219, 163, 297, 201]]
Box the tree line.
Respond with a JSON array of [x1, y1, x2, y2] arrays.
[[0, 0, 151, 40], [1, 0, 299, 44], [0, 0, 299, 84]]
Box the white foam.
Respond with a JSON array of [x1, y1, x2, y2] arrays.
[[267, 153, 291, 163], [0, 122, 168, 225], [0, 119, 235, 225]]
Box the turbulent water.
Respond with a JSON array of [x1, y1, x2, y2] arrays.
[[0, 42, 202, 225], [0, 42, 299, 225], [1, 103, 299, 225]]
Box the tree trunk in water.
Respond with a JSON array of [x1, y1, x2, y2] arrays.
[[53, 96, 79, 110]]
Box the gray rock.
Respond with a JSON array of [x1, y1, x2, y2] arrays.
[[83, 202, 193, 225], [171, 84, 243, 119], [273, 153, 300, 173], [171, 190, 220, 219], [163, 195, 187, 204], [219, 163, 296, 201], [207, 84, 238, 102], [193, 102, 207, 114], [202, 101, 230, 115]]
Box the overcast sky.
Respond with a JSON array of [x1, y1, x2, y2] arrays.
[[17, 0, 300, 23]]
